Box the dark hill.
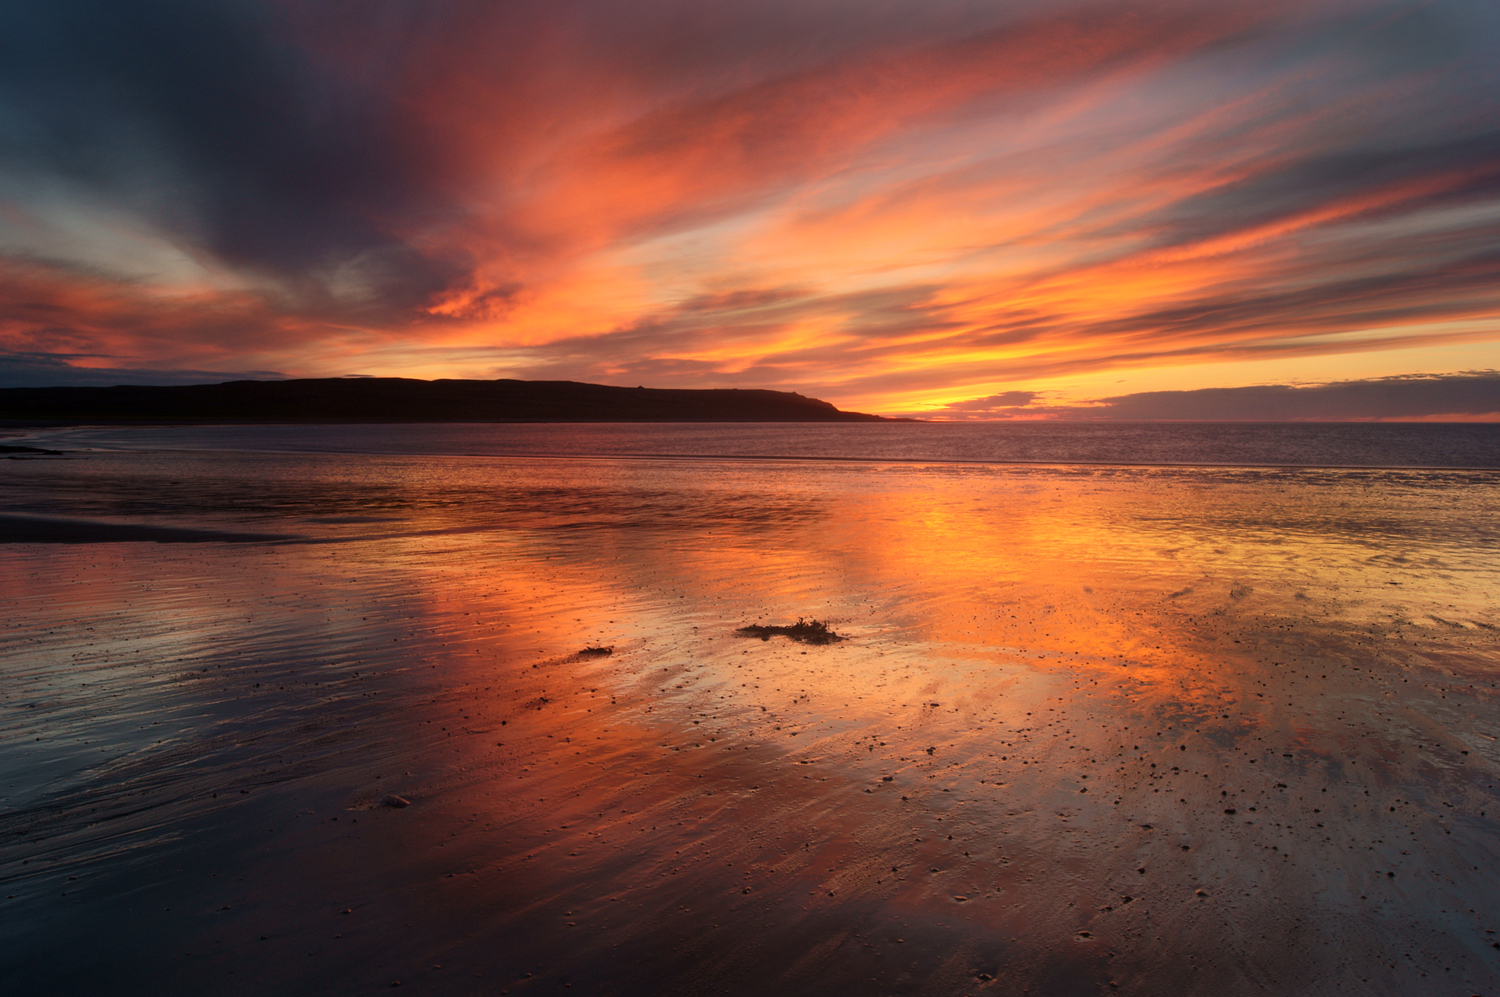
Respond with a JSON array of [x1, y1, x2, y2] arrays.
[[0, 377, 892, 424]]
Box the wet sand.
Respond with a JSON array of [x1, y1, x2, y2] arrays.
[[0, 513, 296, 544], [2, 452, 1499, 995]]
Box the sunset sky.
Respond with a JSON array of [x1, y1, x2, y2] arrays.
[[2, 0, 1498, 418]]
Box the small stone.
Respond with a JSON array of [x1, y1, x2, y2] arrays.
[[382, 795, 411, 808]]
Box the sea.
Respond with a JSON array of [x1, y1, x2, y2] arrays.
[[16, 419, 1500, 467], [3, 421, 1499, 996]]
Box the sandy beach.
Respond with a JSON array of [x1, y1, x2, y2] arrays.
[[2, 447, 1498, 995]]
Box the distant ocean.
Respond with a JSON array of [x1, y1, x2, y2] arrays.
[[21, 420, 1500, 468]]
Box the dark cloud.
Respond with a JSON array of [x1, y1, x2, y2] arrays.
[[1153, 130, 1500, 255], [0, 0, 462, 313], [1093, 245, 1500, 344]]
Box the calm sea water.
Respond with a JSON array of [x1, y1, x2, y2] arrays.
[[18, 421, 1500, 468]]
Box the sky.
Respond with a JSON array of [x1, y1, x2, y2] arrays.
[[2, 0, 1499, 419]]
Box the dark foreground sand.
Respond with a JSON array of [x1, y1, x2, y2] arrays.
[[2, 452, 1498, 995]]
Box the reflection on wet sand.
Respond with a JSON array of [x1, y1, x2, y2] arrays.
[[2, 454, 1499, 995]]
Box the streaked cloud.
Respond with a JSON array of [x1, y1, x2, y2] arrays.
[[1, 0, 1497, 414]]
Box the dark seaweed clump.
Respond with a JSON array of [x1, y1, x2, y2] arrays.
[[734, 618, 844, 645]]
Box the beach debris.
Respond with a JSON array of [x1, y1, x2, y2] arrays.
[[578, 646, 614, 657], [734, 618, 845, 645], [381, 794, 411, 808]]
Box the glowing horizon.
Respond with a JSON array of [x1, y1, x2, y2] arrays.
[[2, 0, 1498, 418]]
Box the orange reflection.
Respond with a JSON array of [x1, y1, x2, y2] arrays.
[[8, 453, 1499, 993]]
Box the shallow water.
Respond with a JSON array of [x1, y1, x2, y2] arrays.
[[2, 445, 1499, 995]]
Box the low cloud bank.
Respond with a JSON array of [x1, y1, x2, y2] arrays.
[[938, 373, 1500, 421]]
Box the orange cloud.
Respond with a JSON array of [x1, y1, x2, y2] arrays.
[[3, 0, 1498, 415]]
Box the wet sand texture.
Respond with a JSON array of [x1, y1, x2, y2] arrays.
[[1, 451, 1498, 995], [0, 513, 294, 544]]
